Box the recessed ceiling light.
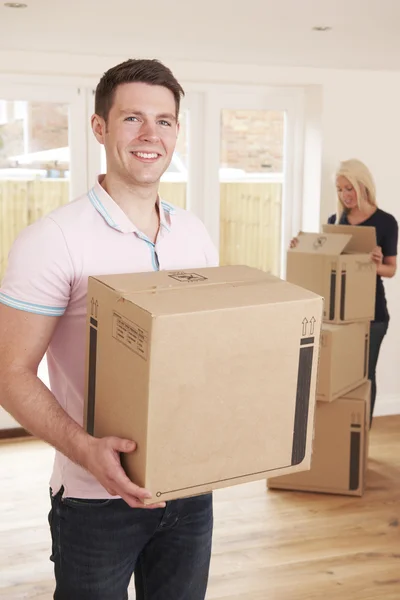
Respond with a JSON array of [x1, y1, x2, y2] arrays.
[[4, 2, 28, 7], [312, 26, 332, 32]]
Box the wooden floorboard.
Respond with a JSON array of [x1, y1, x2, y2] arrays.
[[0, 415, 399, 599]]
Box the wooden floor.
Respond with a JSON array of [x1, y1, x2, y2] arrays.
[[1, 416, 399, 599]]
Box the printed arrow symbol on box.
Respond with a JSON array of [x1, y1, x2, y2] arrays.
[[94, 301, 99, 319], [302, 317, 308, 336], [91, 298, 95, 316], [310, 316, 316, 335]]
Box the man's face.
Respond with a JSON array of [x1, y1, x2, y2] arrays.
[[93, 82, 179, 187]]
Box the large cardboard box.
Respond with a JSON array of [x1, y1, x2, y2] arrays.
[[267, 381, 371, 497], [317, 321, 370, 402], [84, 265, 323, 503], [286, 225, 377, 324]]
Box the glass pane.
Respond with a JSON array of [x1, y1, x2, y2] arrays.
[[100, 109, 188, 210], [0, 100, 70, 281], [219, 109, 284, 276]]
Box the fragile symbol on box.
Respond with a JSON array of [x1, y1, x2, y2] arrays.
[[313, 236, 327, 250], [168, 271, 208, 283]]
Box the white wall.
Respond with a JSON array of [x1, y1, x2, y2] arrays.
[[0, 50, 399, 416], [317, 75, 400, 417]]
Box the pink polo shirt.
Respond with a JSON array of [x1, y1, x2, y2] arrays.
[[0, 176, 218, 499]]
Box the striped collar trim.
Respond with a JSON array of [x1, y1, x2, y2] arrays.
[[89, 176, 176, 234]]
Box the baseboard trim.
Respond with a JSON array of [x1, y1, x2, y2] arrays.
[[374, 394, 400, 416]]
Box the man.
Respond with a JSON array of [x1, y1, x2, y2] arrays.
[[0, 59, 218, 600]]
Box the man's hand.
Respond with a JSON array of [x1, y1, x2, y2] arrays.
[[85, 436, 166, 509]]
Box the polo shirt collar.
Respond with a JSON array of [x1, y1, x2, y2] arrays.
[[88, 175, 175, 235]]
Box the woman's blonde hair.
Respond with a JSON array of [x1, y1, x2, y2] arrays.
[[335, 158, 377, 220]]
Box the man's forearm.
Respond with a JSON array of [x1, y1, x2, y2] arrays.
[[1, 368, 92, 469]]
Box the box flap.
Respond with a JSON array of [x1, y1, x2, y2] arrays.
[[91, 265, 268, 295], [122, 276, 322, 316], [289, 232, 352, 255], [322, 224, 377, 253], [342, 380, 371, 402]]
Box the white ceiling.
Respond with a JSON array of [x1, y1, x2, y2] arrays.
[[1, 0, 400, 71]]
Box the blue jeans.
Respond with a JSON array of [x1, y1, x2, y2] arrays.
[[368, 321, 388, 426], [48, 488, 213, 600]]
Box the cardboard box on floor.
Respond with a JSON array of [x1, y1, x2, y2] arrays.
[[286, 225, 377, 324], [267, 381, 371, 497], [317, 321, 370, 402], [84, 265, 323, 503]]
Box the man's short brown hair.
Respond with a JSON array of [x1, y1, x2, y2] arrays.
[[95, 58, 185, 122]]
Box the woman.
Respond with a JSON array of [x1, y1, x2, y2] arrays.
[[292, 158, 398, 425]]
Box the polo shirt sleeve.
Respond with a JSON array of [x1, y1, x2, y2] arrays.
[[0, 216, 72, 317]]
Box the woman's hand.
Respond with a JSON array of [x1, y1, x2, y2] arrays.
[[289, 237, 299, 249], [371, 246, 383, 267]]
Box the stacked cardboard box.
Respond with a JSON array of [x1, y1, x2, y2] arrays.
[[267, 225, 377, 496]]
